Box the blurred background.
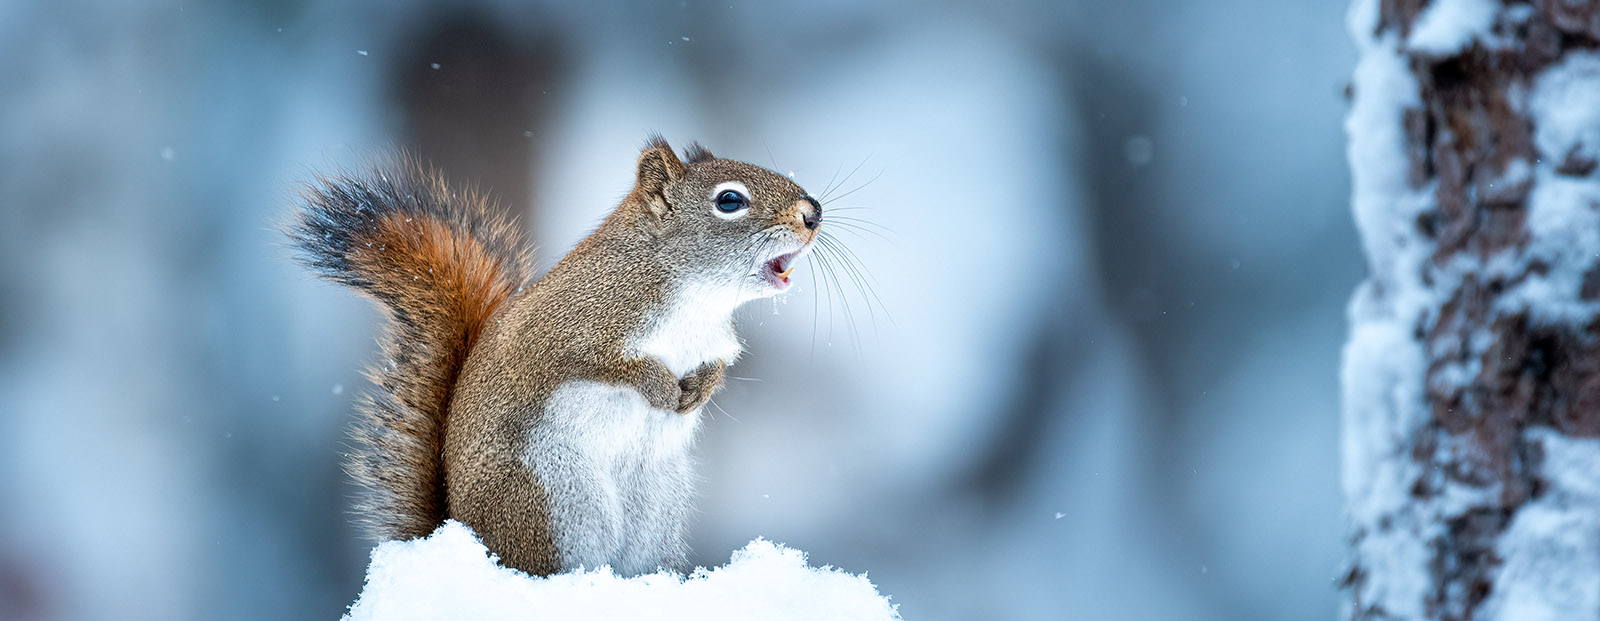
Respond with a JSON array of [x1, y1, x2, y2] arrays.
[[0, 1, 1358, 619]]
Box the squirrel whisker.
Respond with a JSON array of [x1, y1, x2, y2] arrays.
[[821, 168, 884, 206], [819, 155, 871, 203], [818, 233, 892, 337]]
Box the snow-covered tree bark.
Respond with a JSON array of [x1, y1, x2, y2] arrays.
[[1343, 0, 1600, 619]]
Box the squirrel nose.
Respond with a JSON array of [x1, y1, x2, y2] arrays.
[[801, 196, 822, 230]]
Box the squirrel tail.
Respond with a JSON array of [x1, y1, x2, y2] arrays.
[[287, 154, 533, 541]]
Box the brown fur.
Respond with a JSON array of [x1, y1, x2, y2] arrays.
[[290, 139, 817, 575], [287, 156, 533, 541]]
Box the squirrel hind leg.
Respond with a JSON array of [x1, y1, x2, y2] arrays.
[[449, 461, 564, 576]]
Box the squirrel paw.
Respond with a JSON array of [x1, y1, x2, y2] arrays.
[[619, 358, 683, 411], [676, 359, 726, 414]]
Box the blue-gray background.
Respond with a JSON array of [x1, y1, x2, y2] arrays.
[[0, 1, 1357, 619]]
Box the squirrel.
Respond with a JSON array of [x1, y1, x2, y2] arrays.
[[287, 136, 821, 577]]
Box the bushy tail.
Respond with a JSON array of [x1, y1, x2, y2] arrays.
[[287, 155, 533, 541]]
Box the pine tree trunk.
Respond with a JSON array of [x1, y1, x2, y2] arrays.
[[1343, 0, 1600, 619]]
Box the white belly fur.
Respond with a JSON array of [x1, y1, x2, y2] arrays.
[[629, 281, 744, 377], [525, 282, 745, 575], [528, 380, 702, 575]]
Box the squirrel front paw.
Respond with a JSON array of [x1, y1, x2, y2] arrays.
[[676, 360, 726, 414], [612, 358, 682, 411]]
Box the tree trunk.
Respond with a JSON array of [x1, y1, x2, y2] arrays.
[[1343, 0, 1600, 619]]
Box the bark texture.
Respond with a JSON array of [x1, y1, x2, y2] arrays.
[[1343, 1, 1600, 619]]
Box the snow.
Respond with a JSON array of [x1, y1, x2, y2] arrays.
[[1342, 0, 1435, 528], [1499, 172, 1600, 324], [1340, 1, 1449, 616], [1529, 52, 1600, 168], [1346, 2, 1427, 289], [344, 521, 901, 621], [1340, 300, 1427, 526], [1477, 430, 1600, 620], [1499, 54, 1600, 324], [1345, 0, 1600, 617], [1340, 290, 1438, 620], [1477, 51, 1600, 619], [1405, 0, 1498, 55]]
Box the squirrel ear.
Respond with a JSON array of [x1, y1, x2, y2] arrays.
[[635, 136, 685, 198]]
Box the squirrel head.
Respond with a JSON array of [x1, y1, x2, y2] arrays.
[[624, 135, 820, 300]]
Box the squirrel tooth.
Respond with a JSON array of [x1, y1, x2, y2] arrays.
[[779, 266, 795, 280]]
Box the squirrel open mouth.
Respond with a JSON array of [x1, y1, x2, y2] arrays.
[[762, 251, 801, 290]]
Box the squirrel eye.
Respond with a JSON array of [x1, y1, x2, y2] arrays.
[[715, 190, 748, 213]]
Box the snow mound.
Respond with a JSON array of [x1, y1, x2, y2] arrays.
[[344, 521, 901, 621]]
